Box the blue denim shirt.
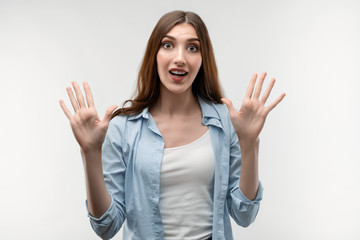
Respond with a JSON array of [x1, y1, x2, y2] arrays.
[[87, 97, 263, 240]]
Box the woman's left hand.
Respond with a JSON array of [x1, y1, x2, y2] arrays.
[[222, 72, 286, 147]]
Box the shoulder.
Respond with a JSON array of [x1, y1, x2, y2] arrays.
[[105, 115, 129, 143], [199, 98, 230, 120], [199, 98, 234, 133], [108, 114, 128, 131], [107, 109, 148, 140], [213, 103, 233, 132], [109, 109, 147, 129], [212, 102, 230, 117]]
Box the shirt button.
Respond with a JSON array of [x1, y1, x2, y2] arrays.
[[215, 120, 220, 125]]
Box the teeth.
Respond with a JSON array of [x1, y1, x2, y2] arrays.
[[170, 70, 187, 76], [171, 70, 185, 74]]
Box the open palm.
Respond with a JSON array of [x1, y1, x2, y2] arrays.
[[222, 72, 285, 145], [59, 82, 117, 153]]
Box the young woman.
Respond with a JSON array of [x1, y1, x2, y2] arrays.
[[60, 10, 285, 240]]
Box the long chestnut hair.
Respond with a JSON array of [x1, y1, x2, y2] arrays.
[[111, 10, 223, 118]]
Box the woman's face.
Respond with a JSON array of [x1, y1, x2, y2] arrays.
[[156, 23, 202, 96]]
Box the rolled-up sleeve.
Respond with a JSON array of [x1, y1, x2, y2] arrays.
[[86, 195, 123, 239], [228, 182, 263, 227], [86, 117, 127, 240]]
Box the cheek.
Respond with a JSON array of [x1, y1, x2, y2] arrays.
[[156, 54, 163, 78], [192, 56, 202, 73], [156, 51, 166, 69], [197, 58, 202, 70], [156, 52, 169, 82]]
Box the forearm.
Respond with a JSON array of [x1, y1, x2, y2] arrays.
[[81, 149, 111, 218], [238, 138, 260, 200]]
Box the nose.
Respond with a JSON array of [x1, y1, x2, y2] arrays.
[[174, 47, 186, 66]]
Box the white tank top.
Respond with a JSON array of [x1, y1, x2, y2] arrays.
[[159, 130, 215, 240]]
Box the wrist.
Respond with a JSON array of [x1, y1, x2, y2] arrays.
[[239, 137, 259, 149], [81, 146, 102, 156], [80, 147, 102, 166]]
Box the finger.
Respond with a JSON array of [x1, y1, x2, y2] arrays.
[[260, 78, 275, 104], [72, 81, 86, 108], [102, 105, 118, 123], [66, 86, 79, 112], [245, 73, 257, 99], [253, 72, 267, 99], [59, 99, 72, 119], [83, 82, 95, 108], [265, 93, 286, 113], [221, 98, 237, 114]]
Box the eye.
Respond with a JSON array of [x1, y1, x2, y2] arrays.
[[187, 44, 199, 52], [162, 42, 173, 49]]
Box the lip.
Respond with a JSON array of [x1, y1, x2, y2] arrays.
[[170, 74, 186, 82], [169, 68, 188, 82]]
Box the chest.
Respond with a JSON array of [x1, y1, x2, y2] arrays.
[[154, 115, 209, 148], [160, 130, 214, 188]]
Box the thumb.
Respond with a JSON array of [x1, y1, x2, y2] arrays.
[[102, 105, 118, 123], [221, 98, 236, 114]]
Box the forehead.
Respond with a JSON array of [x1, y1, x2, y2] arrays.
[[165, 23, 198, 39]]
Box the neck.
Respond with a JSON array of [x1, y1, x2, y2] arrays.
[[151, 88, 200, 117]]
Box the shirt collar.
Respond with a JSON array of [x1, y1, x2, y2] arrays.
[[128, 107, 150, 121], [198, 96, 221, 120]]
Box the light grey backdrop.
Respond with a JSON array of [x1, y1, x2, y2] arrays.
[[1, 0, 359, 239]]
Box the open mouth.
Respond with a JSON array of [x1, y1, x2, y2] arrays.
[[169, 70, 188, 77]]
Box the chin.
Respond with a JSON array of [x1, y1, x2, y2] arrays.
[[162, 85, 192, 96]]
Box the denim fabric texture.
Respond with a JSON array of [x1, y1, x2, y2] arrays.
[[86, 97, 263, 240]]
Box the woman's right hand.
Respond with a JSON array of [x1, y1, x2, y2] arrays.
[[59, 82, 118, 154]]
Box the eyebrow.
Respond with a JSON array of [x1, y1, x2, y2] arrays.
[[163, 35, 200, 42]]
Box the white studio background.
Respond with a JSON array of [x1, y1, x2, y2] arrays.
[[0, 0, 359, 239]]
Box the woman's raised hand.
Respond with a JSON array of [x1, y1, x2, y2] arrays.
[[222, 72, 285, 146], [59, 82, 118, 153]]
